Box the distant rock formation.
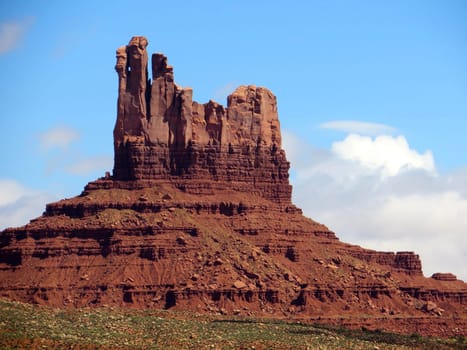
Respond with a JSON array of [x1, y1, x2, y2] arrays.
[[0, 36, 465, 337], [432, 273, 458, 282]]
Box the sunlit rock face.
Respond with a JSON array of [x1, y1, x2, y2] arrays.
[[0, 36, 465, 338], [113, 36, 291, 204]]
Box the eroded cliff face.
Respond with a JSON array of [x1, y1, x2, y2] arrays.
[[112, 37, 290, 203], [0, 36, 466, 337]]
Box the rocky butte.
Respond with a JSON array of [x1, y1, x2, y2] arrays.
[[0, 36, 465, 337]]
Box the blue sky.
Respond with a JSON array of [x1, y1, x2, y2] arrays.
[[0, 1, 466, 279]]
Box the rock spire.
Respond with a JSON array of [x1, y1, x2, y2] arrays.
[[112, 36, 290, 203]]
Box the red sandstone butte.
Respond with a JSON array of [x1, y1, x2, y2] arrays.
[[0, 36, 465, 337]]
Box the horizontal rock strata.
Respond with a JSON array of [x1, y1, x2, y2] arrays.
[[113, 37, 289, 203], [0, 36, 465, 337]]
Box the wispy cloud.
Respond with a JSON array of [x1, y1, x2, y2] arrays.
[[0, 179, 57, 230], [0, 17, 34, 54], [37, 125, 112, 177], [0, 179, 31, 206], [51, 22, 99, 59], [213, 82, 238, 103], [65, 155, 113, 175], [320, 120, 396, 136], [38, 125, 81, 151], [283, 129, 467, 281]]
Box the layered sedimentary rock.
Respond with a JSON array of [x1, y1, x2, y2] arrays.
[[432, 273, 458, 282], [112, 36, 290, 203], [0, 36, 466, 337]]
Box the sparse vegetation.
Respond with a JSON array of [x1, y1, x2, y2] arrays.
[[0, 299, 464, 350]]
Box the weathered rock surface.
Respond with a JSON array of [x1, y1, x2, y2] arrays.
[[0, 36, 465, 337], [432, 273, 458, 282], [112, 36, 290, 203]]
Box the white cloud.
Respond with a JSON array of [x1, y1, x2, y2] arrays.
[[320, 120, 396, 136], [332, 134, 436, 177], [65, 155, 113, 175], [0, 17, 34, 54], [329, 192, 467, 281], [39, 125, 81, 151], [0, 179, 57, 230], [0, 179, 31, 206], [283, 129, 467, 281]]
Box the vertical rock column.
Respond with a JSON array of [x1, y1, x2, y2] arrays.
[[113, 36, 150, 180], [147, 53, 174, 145], [113, 36, 149, 144]]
